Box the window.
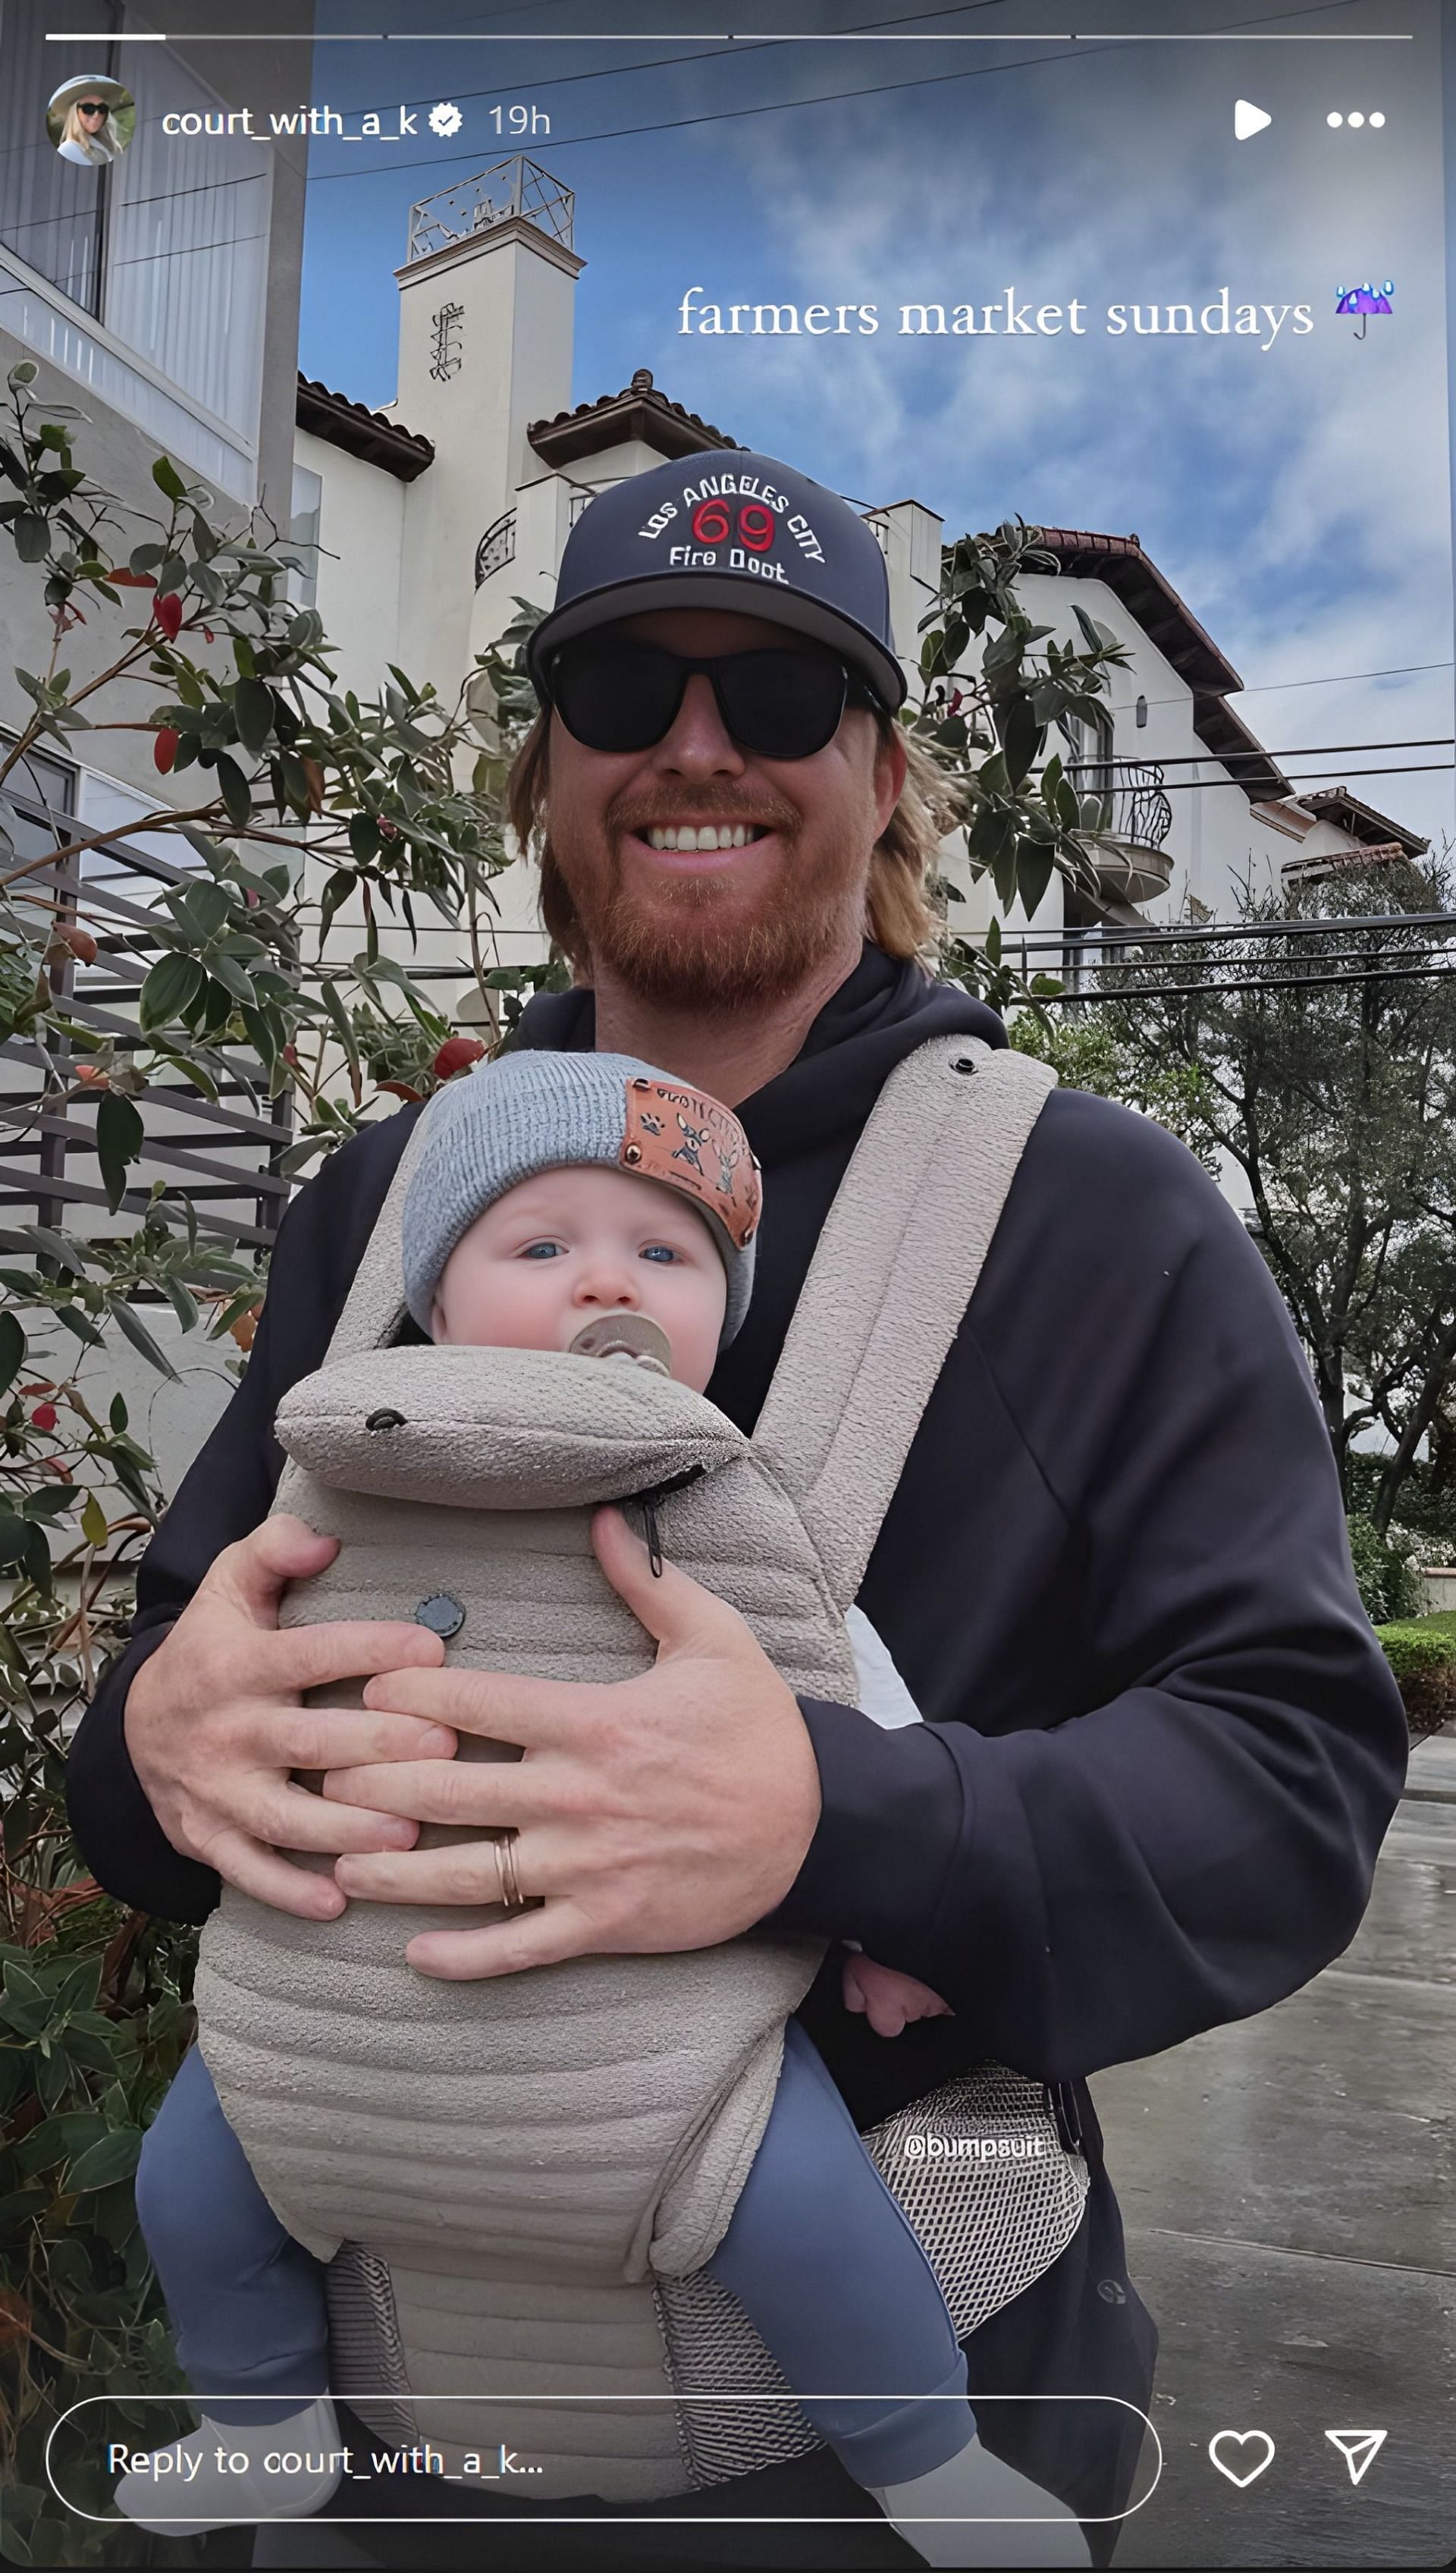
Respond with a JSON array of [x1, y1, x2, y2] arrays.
[[1, 735, 77, 851], [103, 42, 268, 441], [1062, 704, 1114, 826]]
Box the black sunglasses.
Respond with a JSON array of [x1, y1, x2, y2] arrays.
[[544, 638, 880, 761], [77, 102, 111, 117]]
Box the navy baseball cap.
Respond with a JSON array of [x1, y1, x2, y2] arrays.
[[526, 451, 907, 711]]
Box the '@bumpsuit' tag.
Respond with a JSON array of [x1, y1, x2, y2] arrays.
[[619, 1077, 761, 1249]]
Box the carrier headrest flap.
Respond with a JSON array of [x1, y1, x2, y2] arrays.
[[275, 1344, 748, 1511]]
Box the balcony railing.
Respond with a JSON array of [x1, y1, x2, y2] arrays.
[[1069, 759, 1174, 908], [1071, 759, 1173, 854], [474, 509, 517, 587], [406, 158, 575, 264]]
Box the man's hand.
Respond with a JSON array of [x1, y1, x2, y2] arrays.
[[324, 1506, 824, 1978], [124, 1514, 457, 1920]]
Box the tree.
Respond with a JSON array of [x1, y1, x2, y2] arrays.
[[0, 373, 1122, 2561], [1021, 858, 1456, 1529], [0, 368, 530, 2565], [1008, 1003, 1222, 1175]]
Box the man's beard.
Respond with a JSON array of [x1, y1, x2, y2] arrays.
[[544, 787, 865, 1010]]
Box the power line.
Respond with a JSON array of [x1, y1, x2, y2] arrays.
[[302, 33, 1093, 186], [1050, 960, 1456, 1003], [1018, 910, 1456, 947], [1087, 737, 1455, 768], [1135, 659, 1453, 711], [299, 0, 1415, 187], [1154, 764, 1453, 790]]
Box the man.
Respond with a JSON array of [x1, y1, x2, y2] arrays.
[[68, 452, 1407, 2566]]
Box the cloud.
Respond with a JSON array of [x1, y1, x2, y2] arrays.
[[643, 47, 1451, 839]]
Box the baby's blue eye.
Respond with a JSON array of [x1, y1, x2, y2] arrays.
[[521, 1240, 564, 1260], [641, 1244, 678, 1265]]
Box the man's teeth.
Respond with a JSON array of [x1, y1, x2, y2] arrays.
[[645, 824, 764, 851]]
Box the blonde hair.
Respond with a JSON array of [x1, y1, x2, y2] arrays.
[[61, 100, 111, 162], [507, 706, 949, 972]]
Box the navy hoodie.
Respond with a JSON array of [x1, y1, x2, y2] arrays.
[[65, 942, 1406, 2542]]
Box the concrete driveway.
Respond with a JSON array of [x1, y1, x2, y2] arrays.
[[1097, 1732, 1456, 2568]]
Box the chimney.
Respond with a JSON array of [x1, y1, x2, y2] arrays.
[[392, 156, 584, 689]]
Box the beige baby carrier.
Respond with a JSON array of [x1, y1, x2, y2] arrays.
[[194, 1032, 1089, 2499]]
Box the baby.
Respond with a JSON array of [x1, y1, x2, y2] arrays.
[[121, 1052, 1086, 2568]]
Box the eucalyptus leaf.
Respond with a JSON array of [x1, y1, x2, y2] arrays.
[[67, 2126, 144, 2191], [139, 949, 205, 1032], [0, 1308, 24, 1400], [234, 675, 275, 756], [106, 1298, 180, 1381], [12, 513, 49, 562], [215, 749, 252, 828], [95, 1088, 145, 1214]]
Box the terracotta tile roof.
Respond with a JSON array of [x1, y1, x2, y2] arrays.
[[529, 369, 740, 469], [296, 375, 435, 482], [1031, 526, 1289, 802], [1301, 786, 1429, 856]]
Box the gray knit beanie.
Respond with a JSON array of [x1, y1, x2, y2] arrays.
[[401, 1051, 761, 1345]]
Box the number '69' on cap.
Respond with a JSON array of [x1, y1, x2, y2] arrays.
[[526, 450, 907, 712]]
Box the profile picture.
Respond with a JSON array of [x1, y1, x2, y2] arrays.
[[46, 74, 136, 168]]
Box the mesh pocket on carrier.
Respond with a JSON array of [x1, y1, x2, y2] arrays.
[[656, 2068, 1089, 2488]]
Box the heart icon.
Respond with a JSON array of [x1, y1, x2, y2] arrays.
[[1208, 2430, 1276, 2488]]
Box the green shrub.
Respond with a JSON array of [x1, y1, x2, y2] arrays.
[[1373, 1613, 1456, 1682], [1345, 1513, 1425, 1624]]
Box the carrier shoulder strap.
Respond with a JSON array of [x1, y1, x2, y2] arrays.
[[322, 1109, 435, 1362], [752, 1032, 1056, 1613]]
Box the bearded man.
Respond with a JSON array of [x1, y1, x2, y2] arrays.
[[68, 453, 1406, 2568]]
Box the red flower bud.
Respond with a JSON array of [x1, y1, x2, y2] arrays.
[[154, 727, 179, 773], [153, 592, 184, 640], [431, 1036, 488, 1081], [202, 626, 215, 643], [56, 923, 98, 965], [228, 1303, 262, 1352], [30, 1402, 57, 1433]]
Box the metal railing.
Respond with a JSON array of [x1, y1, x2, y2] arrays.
[[474, 509, 517, 587], [1, 797, 291, 1256], [406, 157, 575, 262], [1071, 759, 1173, 853]]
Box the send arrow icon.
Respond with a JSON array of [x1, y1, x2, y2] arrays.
[[1326, 2430, 1387, 2486]]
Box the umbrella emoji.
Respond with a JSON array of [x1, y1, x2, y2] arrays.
[[1335, 279, 1394, 339]]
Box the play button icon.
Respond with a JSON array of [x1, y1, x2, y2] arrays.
[[1235, 99, 1273, 140]]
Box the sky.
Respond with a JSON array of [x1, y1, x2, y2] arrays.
[[295, 0, 1455, 846]]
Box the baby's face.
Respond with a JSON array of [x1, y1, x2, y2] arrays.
[[431, 1163, 728, 1393]]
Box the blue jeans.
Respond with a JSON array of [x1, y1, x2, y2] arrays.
[[137, 2021, 971, 2482]]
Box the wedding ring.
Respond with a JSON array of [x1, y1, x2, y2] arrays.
[[494, 1830, 526, 1912]]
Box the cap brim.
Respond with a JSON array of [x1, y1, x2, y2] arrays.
[[528, 572, 906, 711]]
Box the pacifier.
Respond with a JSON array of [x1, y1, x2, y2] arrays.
[[567, 1313, 673, 1376]]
